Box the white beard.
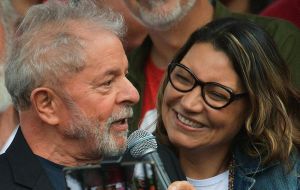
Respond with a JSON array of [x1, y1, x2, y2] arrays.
[[137, 0, 197, 30], [63, 95, 132, 158]]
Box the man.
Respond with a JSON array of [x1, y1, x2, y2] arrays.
[[260, 0, 300, 28], [10, 0, 45, 16], [123, 0, 300, 131], [0, 1, 140, 189], [0, 0, 19, 153], [0, 66, 18, 154], [96, 0, 147, 53], [220, 0, 273, 14]]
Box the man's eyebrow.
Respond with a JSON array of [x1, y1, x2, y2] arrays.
[[102, 67, 123, 76], [91, 68, 122, 82]]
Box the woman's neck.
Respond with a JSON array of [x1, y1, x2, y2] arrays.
[[179, 145, 232, 179]]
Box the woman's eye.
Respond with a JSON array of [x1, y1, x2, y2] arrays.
[[207, 91, 228, 101], [175, 74, 192, 85]]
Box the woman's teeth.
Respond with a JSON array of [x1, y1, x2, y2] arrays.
[[177, 113, 205, 128]]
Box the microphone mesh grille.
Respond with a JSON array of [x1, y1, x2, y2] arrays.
[[127, 130, 157, 158]]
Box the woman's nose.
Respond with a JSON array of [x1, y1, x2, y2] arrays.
[[180, 87, 205, 112]]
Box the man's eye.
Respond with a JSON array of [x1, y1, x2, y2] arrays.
[[103, 80, 112, 87]]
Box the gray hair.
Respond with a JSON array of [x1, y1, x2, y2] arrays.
[[5, 0, 125, 110]]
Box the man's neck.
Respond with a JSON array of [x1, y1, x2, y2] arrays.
[[148, 0, 214, 69], [27, 132, 102, 167], [20, 112, 102, 167]]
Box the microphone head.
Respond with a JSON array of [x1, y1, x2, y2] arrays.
[[127, 129, 157, 158]]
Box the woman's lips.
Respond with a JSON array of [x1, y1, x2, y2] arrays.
[[176, 112, 207, 129]]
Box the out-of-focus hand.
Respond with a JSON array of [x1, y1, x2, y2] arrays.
[[167, 181, 195, 190]]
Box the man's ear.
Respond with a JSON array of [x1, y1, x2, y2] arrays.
[[30, 87, 61, 125]]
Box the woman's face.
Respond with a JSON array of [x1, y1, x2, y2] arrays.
[[162, 42, 248, 153]]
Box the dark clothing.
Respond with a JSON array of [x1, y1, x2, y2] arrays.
[[37, 156, 66, 190], [127, 0, 300, 132], [0, 128, 185, 190], [0, 128, 54, 190], [157, 144, 186, 182], [122, 143, 186, 183]]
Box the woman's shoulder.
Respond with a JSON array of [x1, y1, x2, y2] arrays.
[[234, 148, 300, 189]]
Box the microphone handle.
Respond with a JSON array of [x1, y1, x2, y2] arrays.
[[144, 151, 171, 190]]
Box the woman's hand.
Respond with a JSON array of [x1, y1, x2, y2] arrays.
[[168, 181, 195, 190]]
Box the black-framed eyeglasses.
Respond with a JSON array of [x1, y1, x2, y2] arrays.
[[167, 62, 247, 109]]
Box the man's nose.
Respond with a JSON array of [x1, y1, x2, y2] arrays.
[[117, 77, 140, 105]]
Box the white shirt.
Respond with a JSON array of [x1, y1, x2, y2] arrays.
[[140, 109, 157, 133], [0, 125, 18, 154], [187, 170, 229, 190]]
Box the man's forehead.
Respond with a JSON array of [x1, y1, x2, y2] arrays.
[[86, 46, 128, 71], [83, 32, 127, 71]]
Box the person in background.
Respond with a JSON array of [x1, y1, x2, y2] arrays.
[[0, 1, 20, 153], [260, 0, 300, 29], [0, 0, 46, 154], [155, 17, 300, 190], [0, 67, 18, 154], [123, 0, 300, 133], [10, 0, 45, 16], [95, 0, 147, 53], [1, 0, 45, 29], [220, 0, 273, 14], [0, 1, 139, 189]]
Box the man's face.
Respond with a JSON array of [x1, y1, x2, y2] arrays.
[[63, 96, 133, 158], [123, 0, 196, 30], [59, 29, 139, 158]]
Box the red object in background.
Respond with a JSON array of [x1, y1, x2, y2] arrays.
[[260, 0, 300, 28], [141, 57, 165, 122], [43, 0, 68, 2]]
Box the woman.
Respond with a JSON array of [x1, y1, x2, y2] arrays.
[[155, 17, 300, 190]]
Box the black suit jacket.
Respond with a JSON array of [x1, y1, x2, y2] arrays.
[[0, 128, 54, 190]]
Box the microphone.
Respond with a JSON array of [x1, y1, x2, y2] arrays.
[[127, 129, 171, 190]]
